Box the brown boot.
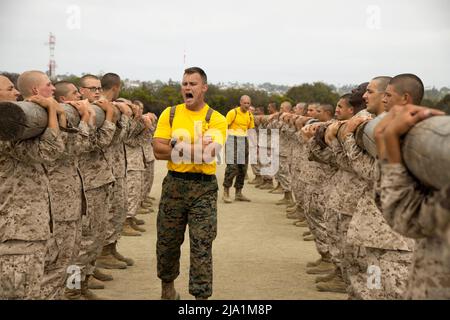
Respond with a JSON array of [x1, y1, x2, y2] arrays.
[[316, 275, 347, 293], [294, 219, 308, 227], [315, 270, 337, 283], [306, 261, 335, 275], [259, 181, 274, 190], [81, 276, 103, 300], [306, 257, 322, 268], [286, 205, 297, 214], [269, 184, 283, 194], [88, 276, 105, 290], [93, 268, 113, 282], [122, 219, 142, 236], [131, 216, 145, 226], [303, 234, 315, 241], [235, 189, 251, 202], [64, 286, 83, 300], [302, 230, 312, 237], [249, 175, 262, 185], [276, 192, 292, 205], [128, 217, 146, 232], [286, 210, 300, 220], [161, 281, 180, 300], [222, 187, 233, 204], [111, 241, 134, 266], [96, 244, 128, 269]]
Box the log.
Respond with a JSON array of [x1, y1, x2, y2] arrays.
[[0, 101, 108, 141], [357, 114, 450, 190]]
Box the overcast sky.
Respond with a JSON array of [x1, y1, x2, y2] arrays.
[[1, 0, 449, 88]]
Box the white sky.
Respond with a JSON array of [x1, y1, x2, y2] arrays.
[[0, 0, 449, 87]]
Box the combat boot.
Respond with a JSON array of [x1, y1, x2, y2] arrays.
[[303, 234, 315, 241], [136, 207, 150, 215], [315, 270, 337, 283], [294, 219, 308, 227], [88, 276, 105, 290], [306, 261, 335, 275], [96, 244, 128, 269], [81, 276, 102, 300], [64, 287, 83, 300], [306, 257, 322, 268], [128, 217, 146, 232], [122, 219, 142, 236], [222, 188, 233, 204], [93, 268, 113, 282], [249, 175, 262, 185], [235, 189, 251, 202], [269, 184, 283, 194], [131, 216, 145, 226], [141, 199, 153, 208], [286, 210, 300, 220], [161, 281, 180, 300], [112, 241, 134, 266], [302, 230, 312, 237], [259, 181, 273, 190], [316, 275, 347, 293], [276, 192, 292, 205]]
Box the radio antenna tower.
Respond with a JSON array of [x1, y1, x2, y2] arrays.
[[45, 33, 56, 80]]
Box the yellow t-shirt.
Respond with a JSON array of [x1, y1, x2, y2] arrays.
[[226, 107, 255, 136], [153, 103, 227, 175]]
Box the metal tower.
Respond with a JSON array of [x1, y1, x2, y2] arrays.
[[46, 33, 56, 80]]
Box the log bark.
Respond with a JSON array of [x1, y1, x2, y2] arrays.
[[0, 101, 107, 141], [358, 114, 450, 190]]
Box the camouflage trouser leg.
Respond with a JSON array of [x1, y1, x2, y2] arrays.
[[40, 219, 82, 299], [157, 174, 218, 298], [259, 147, 274, 181], [363, 248, 412, 299], [345, 245, 367, 299], [105, 178, 128, 245], [142, 161, 155, 199], [292, 170, 305, 215], [76, 184, 112, 279], [275, 155, 291, 192], [127, 170, 143, 218], [0, 240, 46, 300], [305, 191, 331, 262], [223, 136, 249, 190]]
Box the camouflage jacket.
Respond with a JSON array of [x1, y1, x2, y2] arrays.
[[125, 117, 148, 171], [380, 163, 450, 298], [104, 114, 130, 179], [0, 128, 65, 242], [45, 121, 92, 222], [78, 120, 116, 191]]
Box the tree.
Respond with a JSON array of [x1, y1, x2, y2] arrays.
[[286, 82, 339, 105]]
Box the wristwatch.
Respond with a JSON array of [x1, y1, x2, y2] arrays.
[[170, 138, 177, 148]]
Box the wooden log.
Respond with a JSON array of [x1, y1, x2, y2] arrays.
[[0, 101, 108, 141], [357, 114, 450, 189]]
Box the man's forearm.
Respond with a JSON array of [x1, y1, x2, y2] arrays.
[[384, 132, 403, 164]]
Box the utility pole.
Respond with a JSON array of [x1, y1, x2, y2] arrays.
[[45, 33, 56, 80]]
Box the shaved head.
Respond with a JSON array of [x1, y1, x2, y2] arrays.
[[0, 75, 20, 101], [17, 70, 54, 99], [390, 73, 424, 105], [373, 76, 392, 93], [239, 95, 252, 112], [280, 101, 292, 113]]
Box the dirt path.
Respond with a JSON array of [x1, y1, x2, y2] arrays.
[[100, 161, 347, 300]]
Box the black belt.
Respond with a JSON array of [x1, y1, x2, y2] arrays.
[[168, 171, 215, 182]]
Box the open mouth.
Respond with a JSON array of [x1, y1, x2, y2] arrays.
[[185, 93, 194, 99]]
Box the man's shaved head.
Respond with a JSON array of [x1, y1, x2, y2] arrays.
[[17, 70, 54, 99], [0, 75, 20, 102], [239, 95, 252, 112], [80, 74, 100, 87], [54, 81, 81, 103], [280, 101, 292, 113], [389, 73, 424, 105], [316, 104, 335, 122], [372, 76, 392, 93]]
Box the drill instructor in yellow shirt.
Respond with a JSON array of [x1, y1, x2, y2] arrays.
[[152, 67, 227, 300], [222, 95, 255, 203]]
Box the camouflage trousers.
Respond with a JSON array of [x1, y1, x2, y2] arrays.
[[40, 220, 82, 299], [304, 189, 331, 262], [346, 246, 412, 300], [157, 173, 218, 298], [291, 169, 306, 215], [223, 136, 249, 190], [127, 170, 143, 218], [275, 155, 291, 192], [327, 209, 352, 277], [0, 240, 47, 299], [105, 178, 128, 245], [142, 161, 155, 199], [259, 147, 274, 181], [75, 183, 113, 279], [251, 163, 260, 177]]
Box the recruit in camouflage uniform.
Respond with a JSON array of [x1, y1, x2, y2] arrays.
[[0, 128, 65, 300], [75, 119, 116, 285], [141, 124, 156, 201], [40, 120, 93, 300], [381, 164, 450, 299], [275, 117, 292, 197], [342, 133, 415, 300]]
